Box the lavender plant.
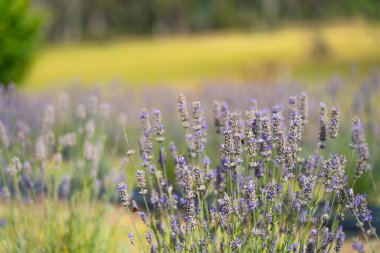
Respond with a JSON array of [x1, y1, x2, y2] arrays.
[[119, 93, 379, 252], [0, 70, 379, 252]]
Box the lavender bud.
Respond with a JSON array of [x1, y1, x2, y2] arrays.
[[221, 193, 233, 216], [229, 237, 242, 252], [246, 130, 257, 158], [353, 238, 364, 253], [350, 193, 372, 223], [351, 117, 363, 149], [118, 182, 130, 207], [192, 101, 206, 153], [146, 231, 154, 244], [153, 109, 165, 143], [222, 129, 233, 167], [271, 105, 284, 139], [351, 117, 370, 179], [220, 101, 230, 133], [335, 226, 345, 252], [213, 101, 222, 133], [128, 232, 135, 245], [328, 107, 340, 138], [319, 103, 327, 148], [139, 211, 147, 224], [177, 94, 190, 128], [169, 142, 178, 162], [140, 108, 151, 133], [288, 96, 297, 122], [299, 92, 308, 124]]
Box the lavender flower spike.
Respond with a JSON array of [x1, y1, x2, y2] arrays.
[[118, 182, 130, 207], [328, 107, 340, 138]]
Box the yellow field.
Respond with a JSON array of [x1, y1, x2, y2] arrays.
[[24, 21, 380, 90]]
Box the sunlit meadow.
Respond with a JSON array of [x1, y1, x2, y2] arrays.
[[23, 22, 380, 91]]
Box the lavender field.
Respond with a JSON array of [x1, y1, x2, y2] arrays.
[[3, 1, 380, 251], [0, 69, 379, 252]]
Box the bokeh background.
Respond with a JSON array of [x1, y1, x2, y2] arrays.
[[1, 0, 380, 252]]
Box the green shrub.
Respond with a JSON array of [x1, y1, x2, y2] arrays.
[[0, 0, 41, 85]]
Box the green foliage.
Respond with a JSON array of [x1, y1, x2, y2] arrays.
[[0, 0, 41, 85]]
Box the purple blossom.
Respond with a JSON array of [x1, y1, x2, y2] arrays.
[[128, 232, 134, 245]]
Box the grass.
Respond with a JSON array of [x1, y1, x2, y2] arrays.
[[24, 21, 380, 91], [1, 201, 376, 253], [0, 201, 145, 253]]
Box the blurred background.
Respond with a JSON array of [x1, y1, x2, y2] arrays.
[[1, 0, 380, 252], [1, 0, 379, 89]]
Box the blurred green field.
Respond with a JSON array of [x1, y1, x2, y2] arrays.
[[24, 22, 380, 90]]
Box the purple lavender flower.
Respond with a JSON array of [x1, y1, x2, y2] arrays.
[[220, 101, 230, 133], [139, 211, 147, 224], [352, 238, 364, 253], [0, 218, 6, 228], [288, 243, 298, 253], [319, 102, 327, 148], [140, 109, 154, 167], [221, 193, 233, 216], [128, 232, 135, 245], [261, 116, 272, 161], [170, 215, 181, 236], [287, 111, 302, 162], [152, 109, 165, 143], [146, 231, 154, 244], [253, 160, 264, 179], [229, 237, 242, 252], [136, 170, 147, 194], [322, 154, 347, 194], [335, 226, 345, 252], [272, 105, 284, 139], [118, 182, 130, 207], [191, 101, 207, 153], [113, 91, 378, 252], [244, 180, 258, 210], [246, 129, 256, 159], [288, 96, 297, 122], [349, 193, 372, 223], [175, 241, 184, 252], [299, 92, 308, 124], [177, 94, 189, 128], [266, 208, 273, 223], [351, 117, 370, 179], [328, 107, 340, 138], [252, 111, 263, 141], [213, 100, 222, 133], [221, 128, 233, 168], [169, 142, 178, 162]]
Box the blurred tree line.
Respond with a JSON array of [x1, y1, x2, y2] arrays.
[[33, 0, 380, 42]]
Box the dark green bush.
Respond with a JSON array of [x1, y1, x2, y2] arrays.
[[0, 0, 40, 85]]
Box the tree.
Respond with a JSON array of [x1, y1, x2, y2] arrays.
[[0, 0, 41, 85]]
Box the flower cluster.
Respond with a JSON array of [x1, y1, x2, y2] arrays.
[[118, 93, 378, 252]]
